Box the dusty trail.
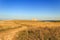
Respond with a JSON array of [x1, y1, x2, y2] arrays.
[[0, 26, 28, 40]]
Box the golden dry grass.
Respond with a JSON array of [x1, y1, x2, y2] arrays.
[[0, 20, 60, 28], [0, 20, 60, 40]]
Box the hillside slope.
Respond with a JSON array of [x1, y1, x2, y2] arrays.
[[0, 20, 60, 40]]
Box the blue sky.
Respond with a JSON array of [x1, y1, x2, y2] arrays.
[[0, 0, 60, 20]]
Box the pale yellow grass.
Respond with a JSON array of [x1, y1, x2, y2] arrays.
[[0, 20, 60, 28], [0, 20, 60, 40]]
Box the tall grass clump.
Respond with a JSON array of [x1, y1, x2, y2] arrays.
[[14, 26, 60, 40]]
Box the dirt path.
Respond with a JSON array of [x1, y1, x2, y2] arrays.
[[0, 26, 28, 40]]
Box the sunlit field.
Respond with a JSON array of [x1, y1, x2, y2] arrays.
[[0, 20, 60, 40]]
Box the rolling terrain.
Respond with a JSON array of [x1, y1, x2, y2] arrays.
[[0, 20, 60, 40]]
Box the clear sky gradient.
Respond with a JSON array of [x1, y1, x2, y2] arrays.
[[0, 0, 60, 20]]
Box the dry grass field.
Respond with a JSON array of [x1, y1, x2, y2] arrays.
[[0, 20, 60, 40]]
